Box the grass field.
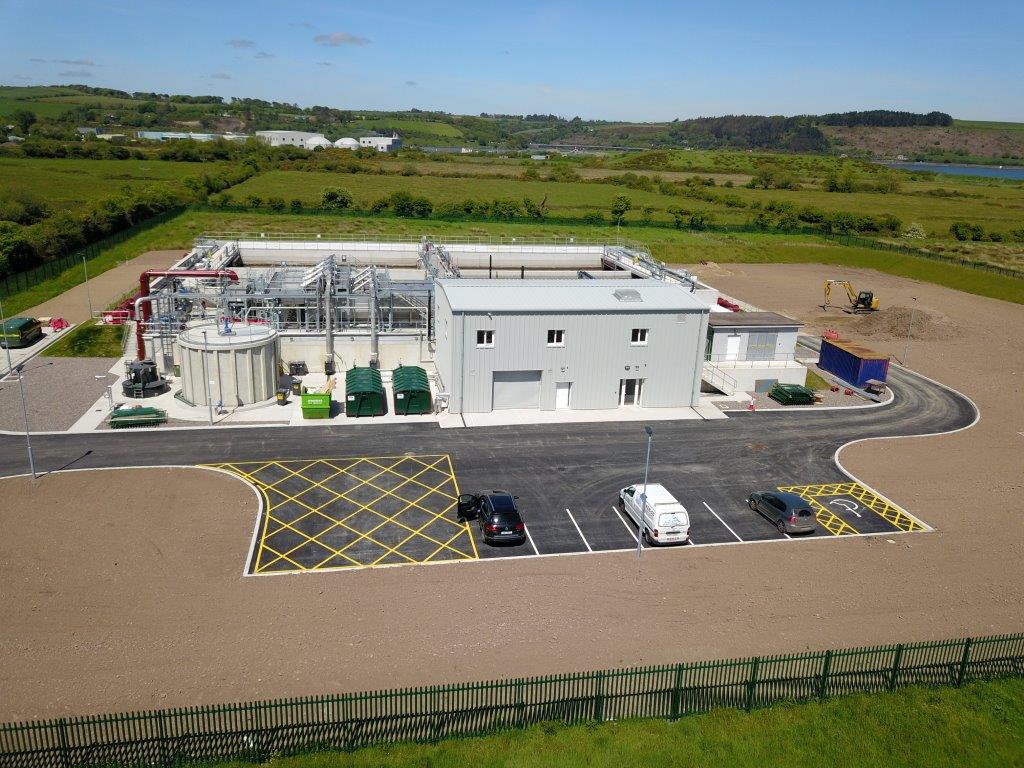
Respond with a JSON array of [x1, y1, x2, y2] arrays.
[[3, 209, 1023, 318], [204, 678, 1024, 768], [225, 167, 1024, 245], [0, 157, 230, 212], [954, 119, 1024, 132], [41, 319, 123, 357], [348, 119, 464, 139]]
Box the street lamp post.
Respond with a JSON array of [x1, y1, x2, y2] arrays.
[[0, 295, 13, 377], [638, 425, 653, 559], [82, 255, 93, 319], [201, 329, 213, 426], [14, 365, 36, 479], [902, 297, 918, 367]]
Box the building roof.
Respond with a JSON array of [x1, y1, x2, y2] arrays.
[[707, 311, 803, 328], [822, 337, 887, 360], [437, 279, 708, 313]]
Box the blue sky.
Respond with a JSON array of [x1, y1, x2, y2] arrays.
[[2, 0, 1022, 121]]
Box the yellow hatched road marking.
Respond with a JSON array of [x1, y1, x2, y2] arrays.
[[204, 454, 477, 573], [777, 481, 925, 535]]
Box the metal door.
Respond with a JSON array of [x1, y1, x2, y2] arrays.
[[492, 370, 542, 409], [555, 382, 571, 409]]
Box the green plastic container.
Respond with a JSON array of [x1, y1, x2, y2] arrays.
[[0, 317, 43, 349], [345, 367, 385, 417], [108, 406, 167, 429], [391, 365, 432, 415], [301, 392, 332, 419], [768, 383, 816, 406]]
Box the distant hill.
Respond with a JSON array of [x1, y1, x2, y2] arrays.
[[3, 84, 1021, 162]]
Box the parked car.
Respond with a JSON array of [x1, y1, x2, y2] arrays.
[[618, 483, 690, 545], [747, 491, 817, 535], [457, 490, 526, 545]]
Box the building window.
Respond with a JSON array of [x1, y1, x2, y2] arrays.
[[476, 330, 494, 348], [630, 328, 649, 346], [547, 329, 565, 347], [746, 331, 778, 361]]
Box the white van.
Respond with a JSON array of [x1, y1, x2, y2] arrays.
[[618, 483, 690, 545]]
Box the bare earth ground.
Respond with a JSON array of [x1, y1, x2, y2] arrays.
[[1, 264, 1023, 721], [26, 250, 185, 323]]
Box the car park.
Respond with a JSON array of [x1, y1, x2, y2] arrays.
[[458, 490, 527, 545], [747, 491, 817, 535], [618, 483, 690, 545]]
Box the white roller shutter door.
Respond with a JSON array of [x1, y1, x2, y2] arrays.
[[492, 370, 542, 409]]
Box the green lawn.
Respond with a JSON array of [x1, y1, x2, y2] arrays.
[[41, 319, 124, 357], [954, 119, 1024, 132], [206, 678, 1024, 768], [3, 209, 1022, 319], [224, 166, 1024, 245], [348, 119, 464, 139], [0, 157, 230, 212]]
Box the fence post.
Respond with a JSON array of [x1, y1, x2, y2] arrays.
[[156, 710, 169, 767], [957, 638, 973, 687], [818, 650, 832, 699], [745, 658, 760, 712], [56, 718, 71, 768], [888, 644, 904, 691], [514, 679, 525, 729], [593, 671, 605, 723], [670, 663, 685, 720]]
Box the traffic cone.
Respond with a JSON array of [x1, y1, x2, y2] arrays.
[[747, 400, 756, 412]]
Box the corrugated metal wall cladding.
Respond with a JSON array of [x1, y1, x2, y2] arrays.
[[818, 339, 890, 387]]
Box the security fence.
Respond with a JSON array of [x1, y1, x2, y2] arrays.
[[0, 209, 183, 300], [2, 633, 1022, 768]]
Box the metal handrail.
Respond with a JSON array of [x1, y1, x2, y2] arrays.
[[705, 352, 800, 364], [201, 231, 647, 250]]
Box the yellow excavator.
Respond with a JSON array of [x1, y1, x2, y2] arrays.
[[823, 280, 880, 314]]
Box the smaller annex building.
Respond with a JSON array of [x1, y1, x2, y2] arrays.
[[434, 279, 709, 414], [704, 311, 806, 393]]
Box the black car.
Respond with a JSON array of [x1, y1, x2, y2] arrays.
[[458, 490, 527, 545]]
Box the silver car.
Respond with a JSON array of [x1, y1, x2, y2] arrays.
[[747, 491, 817, 535]]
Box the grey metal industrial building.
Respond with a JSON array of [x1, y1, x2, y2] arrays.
[[434, 279, 709, 414]]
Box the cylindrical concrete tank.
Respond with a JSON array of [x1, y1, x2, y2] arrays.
[[178, 324, 279, 407]]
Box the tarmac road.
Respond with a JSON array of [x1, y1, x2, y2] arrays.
[[0, 362, 977, 560]]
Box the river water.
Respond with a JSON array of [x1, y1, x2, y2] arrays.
[[883, 161, 1024, 180]]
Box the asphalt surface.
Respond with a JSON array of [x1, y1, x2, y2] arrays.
[[0, 359, 977, 565]]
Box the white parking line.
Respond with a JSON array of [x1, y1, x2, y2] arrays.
[[702, 501, 744, 543], [523, 524, 540, 556], [565, 508, 592, 552], [611, 505, 639, 543]]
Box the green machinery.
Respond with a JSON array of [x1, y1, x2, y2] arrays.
[[0, 317, 43, 349], [108, 406, 168, 429]]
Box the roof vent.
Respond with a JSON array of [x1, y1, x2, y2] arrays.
[[613, 288, 642, 302]]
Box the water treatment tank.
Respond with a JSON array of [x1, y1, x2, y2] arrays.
[[177, 324, 279, 407]]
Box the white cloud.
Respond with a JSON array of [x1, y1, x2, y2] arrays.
[[317, 61, 332, 67], [29, 57, 47, 63], [255, 51, 274, 59], [405, 80, 417, 86], [57, 58, 95, 66], [228, 39, 256, 48], [314, 31, 370, 47], [58, 70, 92, 78], [209, 73, 232, 80]]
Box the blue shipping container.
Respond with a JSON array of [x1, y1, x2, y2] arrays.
[[818, 338, 889, 388]]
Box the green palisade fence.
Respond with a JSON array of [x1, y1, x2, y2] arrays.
[[0, 209, 183, 299], [2, 633, 1023, 768]]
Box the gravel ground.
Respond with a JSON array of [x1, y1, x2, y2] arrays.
[[0, 358, 119, 432]]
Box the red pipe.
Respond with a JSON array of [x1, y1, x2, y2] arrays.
[[136, 269, 239, 360]]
